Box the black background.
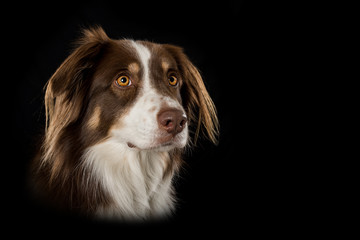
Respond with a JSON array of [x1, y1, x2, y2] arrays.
[[4, 0, 306, 236]]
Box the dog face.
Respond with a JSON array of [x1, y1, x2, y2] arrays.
[[85, 40, 188, 151], [44, 27, 218, 156]]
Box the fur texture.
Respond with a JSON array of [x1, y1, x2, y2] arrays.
[[31, 26, 219, 221]]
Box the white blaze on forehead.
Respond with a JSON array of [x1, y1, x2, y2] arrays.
[[131, 41, 151, 89]]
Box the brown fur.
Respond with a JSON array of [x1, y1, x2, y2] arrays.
[[31, 26, 219, 216]]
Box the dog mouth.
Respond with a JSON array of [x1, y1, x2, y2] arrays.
[[127, 141, 173, 150], [127, 142, 137, 148], [127, 135, 176, 150]]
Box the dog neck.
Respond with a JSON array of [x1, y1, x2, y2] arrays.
[[83, 138, 177, 220]]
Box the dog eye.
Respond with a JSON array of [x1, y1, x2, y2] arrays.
[[168, 75, 178, 86], [115, 75, 131, 87]]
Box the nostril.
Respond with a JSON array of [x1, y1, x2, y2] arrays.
[[159, 114, 175, 133], [179, 118, 187, 128], [160, 117, 174, 129], [165, 119, 173, 127]]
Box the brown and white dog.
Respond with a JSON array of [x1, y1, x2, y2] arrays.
[[31, 27, 219, 221]]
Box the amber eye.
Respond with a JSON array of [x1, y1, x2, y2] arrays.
[[168, 75, 178, 86], [116, 75, 131, 87]]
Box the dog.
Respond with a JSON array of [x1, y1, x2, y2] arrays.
[[31, 26, 219, 221]]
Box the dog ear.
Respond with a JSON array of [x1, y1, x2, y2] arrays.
[[163, 45, 219, 145], [44, 26, 109, 131]]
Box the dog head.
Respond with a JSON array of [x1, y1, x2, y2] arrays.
[[44, 27, 219, 156]]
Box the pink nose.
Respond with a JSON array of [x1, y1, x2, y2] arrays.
[[157, 108, 187, 135]]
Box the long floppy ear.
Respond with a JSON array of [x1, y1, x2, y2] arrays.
[[42, 27, 110, 179], [164, 45, 219, 145], [44, 26, 109, 132]]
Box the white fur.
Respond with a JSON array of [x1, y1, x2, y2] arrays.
[[83, 140, 175, 220], [82, 41, 188, 220]]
